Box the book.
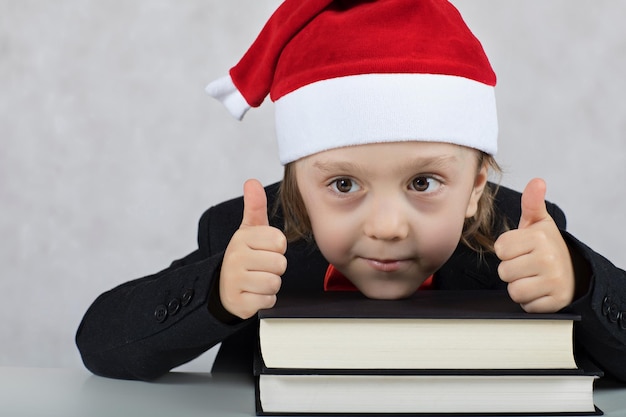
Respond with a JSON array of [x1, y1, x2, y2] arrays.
[[254, 354, 603, 415], [258, 290, 579, 370]]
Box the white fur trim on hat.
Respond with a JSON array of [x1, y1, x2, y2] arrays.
[[274, 73, 498, 164], [205, 75, 250, 121]]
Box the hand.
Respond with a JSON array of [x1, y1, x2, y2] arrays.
[[494, 178, 575, 313], [219, 179, 287, 319]]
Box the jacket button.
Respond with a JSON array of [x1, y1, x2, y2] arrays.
[[607, 304, 620, 323], [168, 298, 181, 316], [181, 289, 194, 306], [154, 305, 168, 323], [602, 296, 611, 316]]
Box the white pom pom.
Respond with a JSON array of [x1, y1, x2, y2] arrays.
[[205, 75, 251, 121]]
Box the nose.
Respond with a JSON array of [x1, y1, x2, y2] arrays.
[[362, 196, 410, 241]]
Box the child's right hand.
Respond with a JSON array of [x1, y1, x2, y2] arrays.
[[219, 179, 288, 319]]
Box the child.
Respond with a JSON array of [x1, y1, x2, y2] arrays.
[[76, 0, 626, 381]]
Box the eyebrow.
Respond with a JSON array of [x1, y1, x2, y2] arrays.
[[312, 160, 362, 174], [312, 154, 461, 175]]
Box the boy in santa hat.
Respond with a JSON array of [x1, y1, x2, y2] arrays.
[[77, 0, 626, 382]]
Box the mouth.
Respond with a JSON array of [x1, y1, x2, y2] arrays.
[[362, 257, 412, 273]]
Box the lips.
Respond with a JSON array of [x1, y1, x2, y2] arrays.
[[362, 258, 411, 273]]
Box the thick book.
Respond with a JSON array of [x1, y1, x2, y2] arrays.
[[258, 290, 579, 370], [254, 353, 603, 416]]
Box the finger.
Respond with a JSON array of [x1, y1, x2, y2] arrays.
[[519, 295, 561, 314], [239, 271, 283, 295], [494, 229, 535, 261], [239, 292, 277, 312], [241, 178, 269, 228], [505, 276, 547, 305], [497, 254, 539, 283], [241, 250, 288, 276], [519, 178, 549, 229], [242, 227, 288, 254]]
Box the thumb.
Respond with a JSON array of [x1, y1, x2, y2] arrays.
[[519, 178, 549, 229], [241, 179, 269, 228]]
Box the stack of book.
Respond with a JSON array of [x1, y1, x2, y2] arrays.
[[255, 290, 602, 415]]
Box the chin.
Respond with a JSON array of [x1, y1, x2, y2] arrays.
[[358, 285, 415, 300]]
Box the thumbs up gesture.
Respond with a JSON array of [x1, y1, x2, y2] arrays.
[[494, 178, 576, 313], [220, 179, 288, 319]]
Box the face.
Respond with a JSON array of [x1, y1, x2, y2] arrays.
[[294, 141, 488, 300]]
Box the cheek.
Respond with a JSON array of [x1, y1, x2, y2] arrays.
[[306, 202, 357, 263], [415, 207, 467, 264], [314, 233, 346, 267]]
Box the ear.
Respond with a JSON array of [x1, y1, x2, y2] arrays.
[[465, 163, 489, 218]]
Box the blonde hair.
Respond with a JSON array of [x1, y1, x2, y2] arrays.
[[460, 153, 503, 255], [278, 152, 503, 255]]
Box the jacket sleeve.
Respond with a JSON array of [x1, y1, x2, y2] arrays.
[[561, 231, 626, 382], [75, 202, 252, 381]]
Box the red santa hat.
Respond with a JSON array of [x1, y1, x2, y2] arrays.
[[207, 0, 498, 164]]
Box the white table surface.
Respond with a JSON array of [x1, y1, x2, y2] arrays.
[[1, 367, 625, 417]]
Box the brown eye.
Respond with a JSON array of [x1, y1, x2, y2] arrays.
[[332, 178, 359, 193], [412, 176, 430, 192], [410, 176, 441, 193]]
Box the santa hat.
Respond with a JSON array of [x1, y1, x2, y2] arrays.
[[207, 0, 498, 164]]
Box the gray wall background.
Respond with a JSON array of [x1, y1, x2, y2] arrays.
[[1, 1, 625, 371]]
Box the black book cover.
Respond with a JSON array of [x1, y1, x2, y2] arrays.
[[258, 290, 580, 321]]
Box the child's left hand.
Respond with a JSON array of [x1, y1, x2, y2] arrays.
[[494, 178, 576, 313]]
